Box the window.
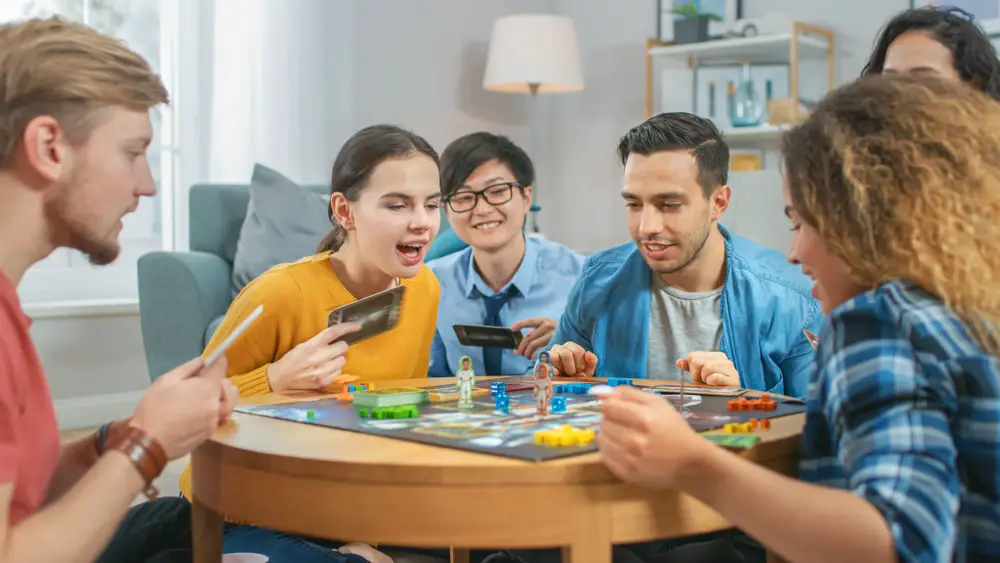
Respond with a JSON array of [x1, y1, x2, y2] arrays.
[[2, 0, 178, 306]]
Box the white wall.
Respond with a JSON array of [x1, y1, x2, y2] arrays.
[[35, 0, 912, 429], [28, 309, 149, 429]]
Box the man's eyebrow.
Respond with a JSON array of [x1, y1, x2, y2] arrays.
[[459, 177, 507, 191], [380, 192, 413, 200], [125, 135, 151, 148], [620, 191, 687, 199]]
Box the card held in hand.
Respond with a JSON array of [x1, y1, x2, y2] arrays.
[[453, 324, 523, 349], [328, 284, 406, 345]]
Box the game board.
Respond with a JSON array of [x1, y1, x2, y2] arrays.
[[235, 380, 806, 462]]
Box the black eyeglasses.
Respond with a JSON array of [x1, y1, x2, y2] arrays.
[[445, 182, 523, 213]]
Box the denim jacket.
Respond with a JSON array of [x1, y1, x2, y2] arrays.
[[544, 225, 822, 398]]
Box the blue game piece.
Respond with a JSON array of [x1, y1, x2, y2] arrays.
[[551, 396, 566, 413], [607, 378, 634, 387], [495, 395, 510, 413]]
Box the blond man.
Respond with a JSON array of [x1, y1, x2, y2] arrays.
[[0, 16, 240, 563]]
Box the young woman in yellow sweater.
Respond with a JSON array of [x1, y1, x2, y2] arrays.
[[178, 124, 443, 562]]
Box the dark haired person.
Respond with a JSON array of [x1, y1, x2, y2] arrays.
[[864, 5, 1000, 100], [546, 113, 821, 399], [599, 74, 1000, 563], [174, 124, 444, 561], [427, 132, 585, 376]]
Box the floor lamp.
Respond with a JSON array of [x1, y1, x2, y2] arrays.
[[482, 14, 584, 234]]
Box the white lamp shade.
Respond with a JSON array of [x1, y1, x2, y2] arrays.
[[483, 14, 584, 94]]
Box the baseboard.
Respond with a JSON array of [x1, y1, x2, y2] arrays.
[[53, 390, 145, 430]]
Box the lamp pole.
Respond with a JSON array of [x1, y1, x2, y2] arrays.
[[527, 82, 542, 234]]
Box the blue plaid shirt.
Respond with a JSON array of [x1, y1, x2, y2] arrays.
[[799, 280, 1000, 563]]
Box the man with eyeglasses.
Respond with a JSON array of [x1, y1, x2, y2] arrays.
[[426, 132, 585, 377]]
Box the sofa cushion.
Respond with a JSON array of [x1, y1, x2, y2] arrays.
[[230, 163, 331, 297]]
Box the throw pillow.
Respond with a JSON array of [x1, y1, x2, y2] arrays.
[[230, 163, 331, 297]]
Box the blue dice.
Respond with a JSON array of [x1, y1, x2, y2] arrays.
[[551, 396, 567, 413], [607, 378, 634, 387], [495, 395, 510, 413], [491, 381, 508, 398]]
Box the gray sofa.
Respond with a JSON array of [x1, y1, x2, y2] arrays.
[[137, 183, 327, 381]]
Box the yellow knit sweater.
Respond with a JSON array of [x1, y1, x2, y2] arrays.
[[177, 252, 440, 504]]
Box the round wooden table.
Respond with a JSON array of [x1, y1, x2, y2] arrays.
[[190, 377, 803, 563]]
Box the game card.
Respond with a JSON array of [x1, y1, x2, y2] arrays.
[[328, 284, 405, 345], [453, 324, 523, 349]]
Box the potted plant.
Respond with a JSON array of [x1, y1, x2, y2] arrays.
[[671, 1, 722, 44]]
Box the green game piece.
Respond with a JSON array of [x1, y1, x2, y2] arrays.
[[306, 410, 315, 419], [352, 388, 429, 408], [357, 404, 420, 420], [702, 433, 761, 449]]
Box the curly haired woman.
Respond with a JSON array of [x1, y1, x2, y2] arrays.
[[595, 74, 1000, 563]]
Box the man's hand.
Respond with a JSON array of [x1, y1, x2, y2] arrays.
[[512, 317, 557, 360], [338, 542, 394, 563], [676, 351, 740, 387], [267, 322, 361, 392], [549, 341, 599, 377], [598, 386, 709, 488], [219, 379, 238, 423], [131, 356, 230, 460]]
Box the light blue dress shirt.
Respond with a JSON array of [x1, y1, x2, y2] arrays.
[[426, 235, 586, 377]]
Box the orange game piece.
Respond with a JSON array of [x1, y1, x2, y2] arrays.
[[728, 398, 750, 411], [749, 418, 758, 429], [761, 419, 771, 429], [760, 394, 770, 402]]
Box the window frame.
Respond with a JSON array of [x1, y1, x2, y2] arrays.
[[13, 0, 181, 309]]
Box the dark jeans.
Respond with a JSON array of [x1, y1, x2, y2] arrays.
[[95, 495, 452, 563], [484, 530, 764, 563], [96, 497, 194, 563]]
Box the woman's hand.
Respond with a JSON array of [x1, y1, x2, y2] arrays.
[[266, 322, 361, 392]]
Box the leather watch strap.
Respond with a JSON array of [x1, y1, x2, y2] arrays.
[[107, 424, 168, 500]]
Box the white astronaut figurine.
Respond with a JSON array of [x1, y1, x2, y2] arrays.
[[456, 355, 475, 409]]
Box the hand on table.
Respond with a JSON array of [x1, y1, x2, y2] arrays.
[[597, 386, 708, 489], [676, 351, 740, 387], [512, 317, 557, 359], [548, 341, 599, 377], [338, 542, 394, 563], [131, 356, 231, 460], [267, 322, 361, 392]]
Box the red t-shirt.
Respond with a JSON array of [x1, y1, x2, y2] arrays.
[[0, 271, 60, 525]]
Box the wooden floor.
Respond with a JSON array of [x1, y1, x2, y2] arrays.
[[61, 427, 188, 501]]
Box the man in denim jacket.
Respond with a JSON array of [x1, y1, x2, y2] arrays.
[[546, 112, 821, 398]]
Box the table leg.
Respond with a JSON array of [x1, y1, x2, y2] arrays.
[[450, 547, 470, 563], [192, 495, 224, 563]]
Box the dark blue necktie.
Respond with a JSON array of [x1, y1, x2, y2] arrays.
[[482, 287, 516, 375]]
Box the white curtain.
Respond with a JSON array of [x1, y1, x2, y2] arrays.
[[206, 0, 265, 183], [203, 0, 354, 184]]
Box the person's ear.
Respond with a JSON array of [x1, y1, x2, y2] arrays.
[[330, 193, 355, 231], [520, 185, 534, 209], [710, 185, 731, 220], [20, 115, 71, 186]]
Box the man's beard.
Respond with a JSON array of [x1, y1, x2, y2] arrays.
[[642, 219, 712, 276], [48, 183, 121, 266]]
